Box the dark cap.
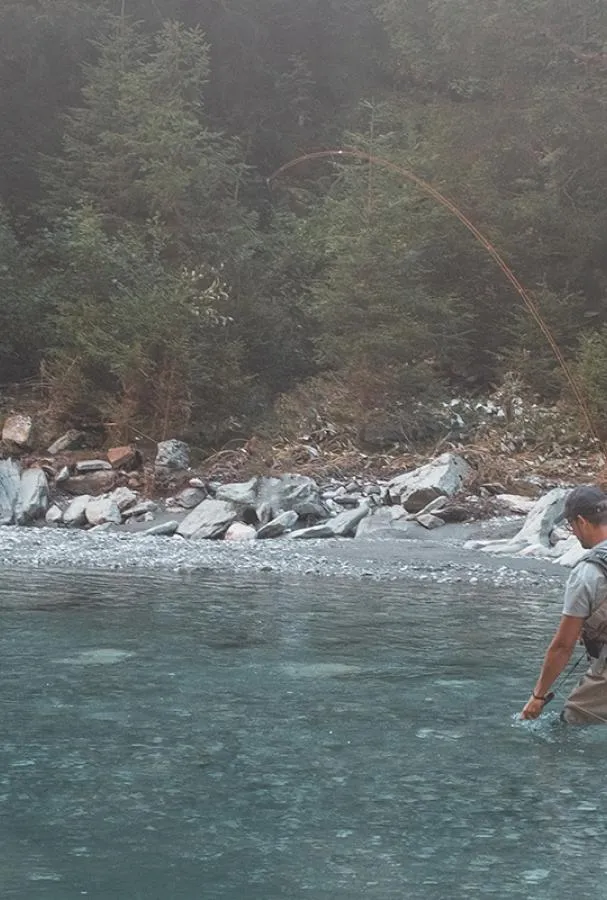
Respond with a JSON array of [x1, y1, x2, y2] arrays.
[[564, 485, 607, 521]]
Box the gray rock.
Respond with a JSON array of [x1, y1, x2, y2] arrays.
[[63, 495, 92, 527], [289, 523, 336, 539], [155, 439, 190, 471], [56, 466, 70, 484], [173, 487, 206, 509], [416, 512, 445, 530], [466, 488, 568, 558], [123, 500, 159, 519], [189, 477, 206, 489], [495, 493, 536, 515], [141, 521, 179, 537], [330, 502, 371, 536], [387, 453, 472, 511], [88, 522, 114, 533], [290, 503, 370, 539], [48, 430, 86, 455], [257, 510, 299, 539], [85, 497, 122, 526], [45, 504, 64, 525], [76, 459, 112, 473], [109, 486, 138, 511], [0, 459, 21, 525], [332, 494, 363, 508], [415, 495, 448, 518], [257, 474, 328, 520], [16, 468, 49, 524], [224, 522, 258, 541], [355, 507, 416, 539], [216, 478, 259, 507], [176, 499, 238, 539], [2, 414, 33, 447]]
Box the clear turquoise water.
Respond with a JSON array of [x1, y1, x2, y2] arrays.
[[1, 568, 603, 899]]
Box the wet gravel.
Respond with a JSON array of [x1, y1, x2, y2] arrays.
[[0, 521, 567, 589]]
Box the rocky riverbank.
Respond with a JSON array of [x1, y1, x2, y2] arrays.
[[0, 411, 593, 571]]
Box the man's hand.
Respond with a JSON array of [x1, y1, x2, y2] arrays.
[[521, 695, 547, 719]]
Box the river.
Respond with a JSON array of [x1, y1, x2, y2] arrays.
[[1, 553, 605, 899]]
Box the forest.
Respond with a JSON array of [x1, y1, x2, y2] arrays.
[[1, 0, 607, 451]]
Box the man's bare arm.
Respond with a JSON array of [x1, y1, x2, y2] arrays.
[[521, 615, 584, 719]]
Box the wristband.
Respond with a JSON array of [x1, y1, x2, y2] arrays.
[[532, 692, 547, 701]]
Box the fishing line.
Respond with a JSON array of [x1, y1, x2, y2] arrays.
[[268, 148, 606, 458]]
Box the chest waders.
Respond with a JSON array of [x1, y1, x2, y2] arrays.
[[579, 546, 607, 671]]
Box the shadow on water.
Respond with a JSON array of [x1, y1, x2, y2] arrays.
[[0, 567, 605, 899]]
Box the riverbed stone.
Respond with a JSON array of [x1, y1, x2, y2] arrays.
[[176, 498, 238, 539], [155, 439, 190, 471], [0, 459, 21, 525], [46, 504, 64, 525], [109, 486, 138, 512], [257, 510, 299, 539], [63, 494, 92, 527], [16, 467, 49, 524], [224, 522, 258, 541], [2, 414, 33, 448], [387, 453, 472, 510], [85, 497, 122, 526]]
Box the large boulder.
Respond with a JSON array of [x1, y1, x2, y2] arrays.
[[15, 468, 49, 524], [2, 414, 33, 448], [0, 459, 21, 525], [155, 439, 190, 471], [256, 474, 328, 520], [176, 499, 238, 539], [387, 453, 472, 511], [465, 488, 568, 558]]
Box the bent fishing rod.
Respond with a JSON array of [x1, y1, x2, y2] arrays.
[[267, 148, 606, 460]]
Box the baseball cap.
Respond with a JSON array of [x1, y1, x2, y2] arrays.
[[564, 485, 607, 522]]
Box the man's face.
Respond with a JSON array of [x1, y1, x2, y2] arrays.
[[569, 515, 592, 549]]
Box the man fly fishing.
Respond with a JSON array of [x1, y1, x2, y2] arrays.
[[521, 485, 607, 725]]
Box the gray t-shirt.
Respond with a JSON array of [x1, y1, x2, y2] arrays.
[[562, 539, 607, 618]]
